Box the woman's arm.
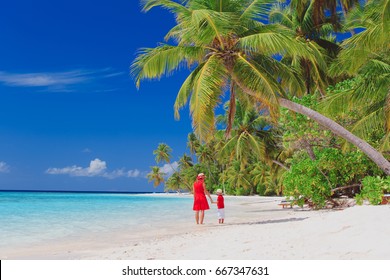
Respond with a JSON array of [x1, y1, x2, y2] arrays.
[[203, 182, 213, 203]]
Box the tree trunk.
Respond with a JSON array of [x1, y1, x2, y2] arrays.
[[272, 160, 290, 171], [279, 98, 390, 175], [302, 139, 316, 160], [225, 81, 236, 138]]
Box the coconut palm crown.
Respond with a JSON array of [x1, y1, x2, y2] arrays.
[[131, 0, 325, 141]]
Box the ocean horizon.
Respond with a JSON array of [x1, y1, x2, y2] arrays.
[[0, 189, 168, 194], [0, 190, 193, 257]]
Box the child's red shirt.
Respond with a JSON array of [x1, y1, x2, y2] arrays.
[[217, 194, 224, 209]]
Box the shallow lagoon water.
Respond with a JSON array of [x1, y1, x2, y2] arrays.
[[0, 191, 193, 250]]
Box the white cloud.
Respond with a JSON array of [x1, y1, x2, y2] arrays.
[[0, 161, 10, 173], [0, 68, 125, 92], [46, 158, 142, 179], [127, 169, 141, 178], [89, 158, 107, 174], [0, 70, 89, 87], [103, 72, 124, 78], [160, 161, 179, 177]]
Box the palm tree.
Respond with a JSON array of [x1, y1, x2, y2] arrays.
[[309, 0, 360, 28], [218, 100, 267, 169], [250, 161, 269, 193], [132, 0, 390, 174], [178, 153, 193, 169], [196, 141, 219, 184], [153, 142, 180, 173], [323, 0, 390, 149], [165, 171, 191, 191], [221, 160, 253, 194], [153, 143, 195, 189], [154, 143, 173, 163], [187, 132, 200, 159], [269, 0, 339, 96], [147, 166, 166, 187], [251, 160, 286, 194]]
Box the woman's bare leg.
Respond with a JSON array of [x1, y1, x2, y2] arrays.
[[199, 210, 205, 224], [195, 211, 200, 224]]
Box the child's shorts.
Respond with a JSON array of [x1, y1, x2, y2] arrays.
[[217, 208, 225, 219]]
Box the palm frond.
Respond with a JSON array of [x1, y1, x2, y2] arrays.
[[246, 132, 266, 159], [269, 4, 293, 28], [386, 92, 390, 132], [164, 23, 189, 43], [189, 9, 232, 47], [379, 132, 390, 152], [328, 47, 374, 76], [239, 24, 298, 56], [319, 88, 353, 117], [240, 0, 273, 22], [289, 0, 310, 18], [141, 0, 189, 15], [350, 58, 390, 104], [219, 134, 239, 162], [300, 0, 314, 34], [360, 58, 390, 76], [384, 0, 390, 33], [188, 55, 228, 141], [255, 54, 306, 96], [351, 104, 386, 138], [174, 63, 203, 119], [232, 54, 283, 119], [131, 45, 204, 88]]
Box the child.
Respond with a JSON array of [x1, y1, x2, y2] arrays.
[[212, 189, 225, 224]]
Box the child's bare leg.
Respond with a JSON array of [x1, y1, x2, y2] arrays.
[[221, 219, 224, 224]]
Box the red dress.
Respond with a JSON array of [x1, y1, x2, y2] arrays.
[[193, 180, 210, 211]]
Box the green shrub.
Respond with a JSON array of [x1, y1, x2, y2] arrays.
[[282, 148, 382, 209], [356, 176, 390, 205], [256, 184, 267, 196], [283, 157, 331, 209]]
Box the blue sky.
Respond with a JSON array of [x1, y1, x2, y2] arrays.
[[0, 0, 193, 192]]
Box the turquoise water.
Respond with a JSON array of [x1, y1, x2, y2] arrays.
[[0, 191, 192, 249]]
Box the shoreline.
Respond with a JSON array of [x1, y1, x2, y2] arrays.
[[2, 196, 390, 260]]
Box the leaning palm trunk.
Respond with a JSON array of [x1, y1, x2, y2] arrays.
[[133, 0, 390, 176], [279, 98, 390, 175]]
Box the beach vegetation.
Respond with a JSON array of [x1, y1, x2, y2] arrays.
[[146, 166, 166, 187], [356, 176, 390, 205], [133, 0, 390, 207], [321, 0, 390, 152], [283, 148, 382, 208]]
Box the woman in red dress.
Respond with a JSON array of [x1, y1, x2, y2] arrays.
[[193, 173, 213, 224]]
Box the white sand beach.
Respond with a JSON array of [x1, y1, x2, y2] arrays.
[[3, 195, 390, 260]]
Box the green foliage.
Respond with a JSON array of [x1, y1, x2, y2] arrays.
[[355, 176, 390, 205], [322, 77, 389, 151], [283, 154, 331, 208], [256, 184, 267, 196], [280, 94, 336, 150], [283, 148, 382, 208], [140, 0, 390, 198], [133, 0, 327, 141], [280, 93, 385, 208]]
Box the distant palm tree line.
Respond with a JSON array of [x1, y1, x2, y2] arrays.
[[134, 0, 389, 194]]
